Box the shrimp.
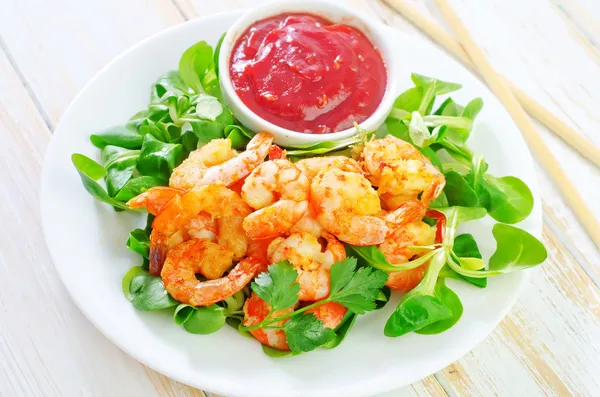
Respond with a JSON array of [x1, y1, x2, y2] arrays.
[[243, 200, 309, 240], [246, 237, 276, 273], [195, 132, 273, 188], [310, 168, 388, 246], [305, 302, 347, 329], [243, 293, 295, 351], [268, 145, 286, 160], [243, 295, 346, 351], [240, 159, 310, 239], [185, 212, 218, 242], [295, 156, 363, 180], [290, 203, 324, 238], [162, 239, 261, 306], [268, 232, 346, 301], [358, 135, 445, 208], [127, 186, 183, 215], [169, 139, 237, 190], [241, 159, 309, 209], [380, 221, 436, 292], [149, 184, 252, 275]]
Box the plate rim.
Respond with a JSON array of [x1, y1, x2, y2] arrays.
[[40, 10, 540, 397]]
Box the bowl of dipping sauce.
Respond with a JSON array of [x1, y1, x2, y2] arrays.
[[219, 0, 397, 146]]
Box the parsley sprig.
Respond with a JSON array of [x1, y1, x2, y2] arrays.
[[242, 258, 387, 354]]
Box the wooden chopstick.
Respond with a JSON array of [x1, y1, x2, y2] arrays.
[[382, 0, 600, 169], [430, 0, 600, 249]]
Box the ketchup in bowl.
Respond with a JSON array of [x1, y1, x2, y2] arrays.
[[229, 13, 387, 134]]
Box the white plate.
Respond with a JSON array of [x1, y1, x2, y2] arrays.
[[41, 10, 541, 397]]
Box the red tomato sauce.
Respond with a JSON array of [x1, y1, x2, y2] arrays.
[[229, 13, 387, 134]]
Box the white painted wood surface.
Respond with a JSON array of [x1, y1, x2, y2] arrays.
[[1, 0, 599, 396]]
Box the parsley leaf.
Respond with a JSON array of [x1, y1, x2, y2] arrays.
[[283, 313, 335, 354], [329, 258, 388, 314], [251, 261, 300, 311]]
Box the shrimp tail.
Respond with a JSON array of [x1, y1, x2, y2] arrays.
[[127, 186, 183, 215], [149, 232, 168, 276], [243, 200, 308, 239], [188, 257, 262, 306], [384, 200, 426, 227]]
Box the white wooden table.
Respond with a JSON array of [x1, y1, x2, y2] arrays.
[[2, 0, 600, 396]]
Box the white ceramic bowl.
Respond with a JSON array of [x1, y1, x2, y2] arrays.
[[218, 0, 398, 146]]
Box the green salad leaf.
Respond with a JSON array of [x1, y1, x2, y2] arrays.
[[90, 125, 144, 149], [178, 41, 213, 93], [71, 154, 133, 211], [482, 175, 534, 224], [415, 278, 463, 335], [126, 228, 150, 259], [136, 134, 184, 181], [174, 304, 227, 334], [126, 272, 178, 311]]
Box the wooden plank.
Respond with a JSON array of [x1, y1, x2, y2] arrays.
[[551, 0, 600, 53], [0, 47, 184, 397], [0, 0, 184, 127], [437, 223, 600, 396], [368, 0, 600, 395], [175, 0, 379, 20], [0, 1, 208, 396]]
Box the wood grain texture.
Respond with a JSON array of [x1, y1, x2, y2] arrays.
[[0, 48, 203, 397], [1, 0, 600, 396]]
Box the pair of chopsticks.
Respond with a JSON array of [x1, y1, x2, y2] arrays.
[[382, 0, 600, 249]]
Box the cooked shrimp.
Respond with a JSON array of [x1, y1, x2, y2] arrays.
[[290, 203, 324, 238], [305, 302, 347, 329], [268, 232, 346, 301], [310, 168, 388, 246], [153, 212, 219, 258], [358, 135, 445, 207], [169, 139, 237, 190], [185, 212, 218, 242], [243, 293, 294, 351], [149, 184, 252, 275], [195, 132, 273, 187], [380, 221, 436, 292], [246, 237, 276, 273], [162, 240, 261, 306], [295, 156, 363, 180], [268, 145, 286, 160], [243, 295, 346, 351], [383, 199, 427, 226], [241, 159, 309, 210], [127, 186, 183, 215], [243, 200, 308, 240]]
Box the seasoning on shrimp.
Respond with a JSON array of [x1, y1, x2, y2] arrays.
[[127, 186, 183, 215], [149, 184, 252, 275], [169, 132, 273, 190], [310, 168, 388, 246], [267, 232, 346, 301], [295, 156, 363, 180], [241, 159, 310, 239], [162, 240, 262, 306], [169, 138, 238, 190], [358, 135, 445, 208], [378, 200, 436, 292]]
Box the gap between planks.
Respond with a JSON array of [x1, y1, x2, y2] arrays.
[[0, 37, 53, 131]]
